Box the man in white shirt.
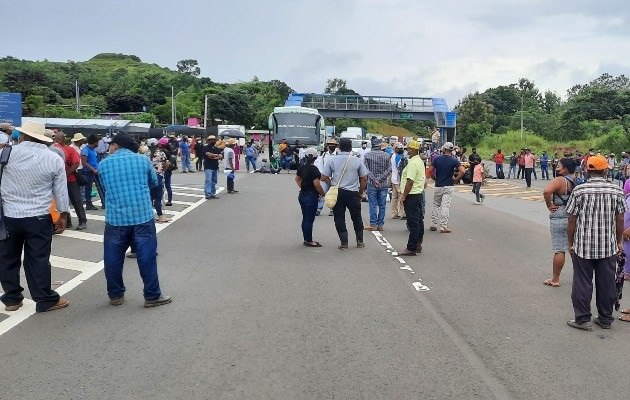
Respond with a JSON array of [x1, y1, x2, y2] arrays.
[[223, 138, 238, 194], [315, 139, 339, 216], [355, 141, 370, 160], [390, 143, 407, 219], [0, 121, 70, 313]]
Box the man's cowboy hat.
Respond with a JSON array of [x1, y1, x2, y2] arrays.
[[226, 138, 237, 145], [207, 135, 217, 140], [15, 121, 52, 143], [71, 133, 87, 142], [326, 138, 338, 145]]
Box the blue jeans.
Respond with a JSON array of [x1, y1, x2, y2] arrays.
[[495, 163, 503, 175], [103, 220, 162, 300], [541, 164, 549, 179], [367, 184, 388, 227], [204, 168, 218, 196], [151, 174, 164, 216], [298, 191, 319, 242], [245, 156, 257, 171], [181, 154, 192, 172], [83, 169, 104, 206], [163, 169, 173, 202], [317, 181, 330, 211], [508, 165, 516, 178]]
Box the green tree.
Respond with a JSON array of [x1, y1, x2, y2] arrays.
[[453, 92, 495, 145], [176, 59, 201, 76]]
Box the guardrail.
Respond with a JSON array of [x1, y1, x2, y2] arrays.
[[302, 100, 435, 113]]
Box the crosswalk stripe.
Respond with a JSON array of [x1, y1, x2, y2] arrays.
[[50, 255, 99, 273]]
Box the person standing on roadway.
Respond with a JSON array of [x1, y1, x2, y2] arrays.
[[0, 121, 70, 313], [99, 133, 171, 308], [390, 142, 407, 220], [363, 139, 391, 232], [398, 140, 426, 256], [295, 148, 326, 247], [427, 142, 465, 233], [566, 155, 626, 330], [203, 135, 223, 199], [523, 148, 536, 187], [54, 131, 87, 231], [244, 141, 257, 172], [315, 138, 338, 216], [223, 138, 238, 194], [321, 138, 369, 250]]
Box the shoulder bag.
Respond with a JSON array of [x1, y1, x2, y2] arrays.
[[325, 155, 352, 208], [0, 145, 13, 240]]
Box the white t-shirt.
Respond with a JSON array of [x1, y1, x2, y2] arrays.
[[223, 147, 235, 171]]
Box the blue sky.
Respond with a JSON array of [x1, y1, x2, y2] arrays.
[[4, 0, 629, 107]]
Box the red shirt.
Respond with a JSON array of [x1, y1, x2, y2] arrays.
[[56, 143, 80, 182], [494, 153, 505, 164]]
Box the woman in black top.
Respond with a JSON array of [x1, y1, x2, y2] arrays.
[[295, 148, 326, 247]]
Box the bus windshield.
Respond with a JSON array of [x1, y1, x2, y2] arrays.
[[272, 113, 321, 145]]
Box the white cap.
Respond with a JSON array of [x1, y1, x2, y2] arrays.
[[442, 142, 454, 151], [304, 147, 319, 158]]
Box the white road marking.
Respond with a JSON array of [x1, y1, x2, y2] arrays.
[[371, 231, 430, 292], [0, 188, 210, 337]]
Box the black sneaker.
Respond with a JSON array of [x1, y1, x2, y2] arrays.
[[76, 223, 87, 231], [165, 202, 173, 206], [109, 296, 124, 306], [144, 295, 172, 308], [85, 205, 98, 210], [567, 319, 593, 331]]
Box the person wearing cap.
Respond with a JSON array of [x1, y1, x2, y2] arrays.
[[203, 135, 223, 199], [398, 140, 426, 256], [315, 138, 339, 216], [53, 131, 87, 230], [179, 135, 193, 173], [355, 141, 369, 160], [81, 134, 106, 210], [0, 121, 70, 313], [98, 133, 171, 308], [295, 147, 326, 247], [523, 148, 536, 188], [565, 155, 626, 330], [539, 151, 550, 180], [321, 138, 369, 249], [427, 142, 466, 233], [363, 139, 392, 231], [223, 138, 238, 193], [96, 135, 110, 161], [390, 142, 407, 219]]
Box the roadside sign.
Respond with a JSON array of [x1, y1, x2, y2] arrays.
[[0, 92, 22, 127], [399, 112, 413, 120]]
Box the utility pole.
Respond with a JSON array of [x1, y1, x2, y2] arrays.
[[171, 86, 175, 125], [75, 80, 80, 112], [520, 93, 524, 141], [203, 94, 208, 129]]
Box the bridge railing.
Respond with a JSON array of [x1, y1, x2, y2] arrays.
[[300, 95, 435, 113]]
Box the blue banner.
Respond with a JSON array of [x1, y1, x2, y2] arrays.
[[0, 92, 22, 127]]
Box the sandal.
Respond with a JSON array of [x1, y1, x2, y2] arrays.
[[543, 278, 560, 287], [621, 309, 630, 314], [619, 314, 630, 322], [303, 241, 322, 247]]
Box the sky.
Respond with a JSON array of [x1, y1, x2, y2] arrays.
[[3, 0, 629, 107]]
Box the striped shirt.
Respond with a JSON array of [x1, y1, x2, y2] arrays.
[[99, 148, 158, 226], [565, 177, 627, 259], [0, 141, 69, 218], [363, 149, 391, 186]]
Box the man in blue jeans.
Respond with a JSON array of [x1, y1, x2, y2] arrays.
[[81, 134, 105, 210], [363, 140, 392, 231], [243, 141, 257, 172], [202, 135, 223, 199], [179, 135, 193, 173], [99, 133, 171, 308]]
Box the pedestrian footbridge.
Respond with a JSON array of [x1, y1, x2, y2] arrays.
[[285, 93, 457, 128]]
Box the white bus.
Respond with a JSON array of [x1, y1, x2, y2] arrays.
[[268, 106, 326, 152]]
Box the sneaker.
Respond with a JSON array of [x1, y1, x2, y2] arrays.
[[5, 301, 23, 311], [144, 295, 172, 308], [567, 319, 593, 331], [480, 194, 486, 203], [429, 226, 438, 231], [165, 202, 173, 206], [315, 209, 321, 216], [76, 223, 87, 231], [209, 195, 219, 199], [356, 240, 365, 248], [109, 296, 125, 306], [85, 205, 98, 211], [593, 316, 611, 329]]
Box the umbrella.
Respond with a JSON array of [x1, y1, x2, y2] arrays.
[[615, 251, 626, 311], [219, 129, 246, 139], [164, 125, 191, 132]]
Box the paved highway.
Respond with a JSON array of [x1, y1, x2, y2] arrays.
[[1, 167, 628, 399]]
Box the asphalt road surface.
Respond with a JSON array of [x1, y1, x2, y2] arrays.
[[1, 164, 629, 400]]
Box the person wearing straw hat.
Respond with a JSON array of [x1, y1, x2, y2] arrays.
[[0, 121, 70, 313], [54, 131, 87, 231]]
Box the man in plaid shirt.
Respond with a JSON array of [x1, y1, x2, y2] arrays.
[[566, 155, 627, 330], [363, 140, 392, 231]]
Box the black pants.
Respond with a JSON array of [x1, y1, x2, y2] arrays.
[[524, 168, 533, 187], [517, 165, 524, 179], [404, 193, 425, 251], [67, 180, 87, 225], [570, 254, 617, 325], [332, 188, 364, 244], [227, 176, 235, 192], [0, 215, 60, 312]]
